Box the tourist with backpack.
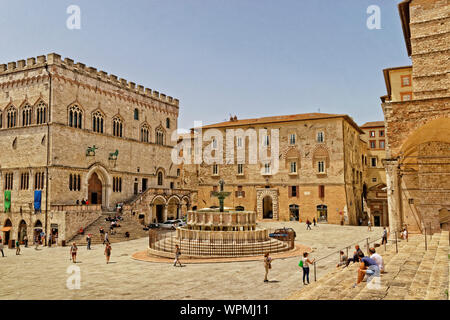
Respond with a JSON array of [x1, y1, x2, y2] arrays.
[[300, 252, 315, 285], [306, 219, 312, 230], [15, 240, 21, 255]]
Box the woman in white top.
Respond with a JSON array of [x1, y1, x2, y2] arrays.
[[302, 252, 315, 285], [368, 248, 384, 273]]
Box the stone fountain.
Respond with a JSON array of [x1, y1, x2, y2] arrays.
[[148, 180, 293, 259]]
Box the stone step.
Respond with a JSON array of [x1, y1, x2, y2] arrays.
[[424, 231, 449, 300]]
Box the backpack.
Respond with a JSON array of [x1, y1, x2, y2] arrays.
[[299, 259, 303, 268]]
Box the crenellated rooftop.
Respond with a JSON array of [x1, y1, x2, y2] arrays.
[[0, 53, 179, 108]]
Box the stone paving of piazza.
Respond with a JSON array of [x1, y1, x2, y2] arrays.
[[0, 222, 384, 300]]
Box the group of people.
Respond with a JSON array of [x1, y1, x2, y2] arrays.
[[70, 239, 112, 264], [335, 243, 385, 287], [305, 218, 317, 230], [76, 199, 90, 205]]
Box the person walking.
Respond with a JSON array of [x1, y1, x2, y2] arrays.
[[367, 220, 372, 232], [301, 252, 315, 285], [313, 217, 317, 227], [86, 234, 92, 250], [99, 227, 104, 241], [306, 219, 312, 230], [263, 252, 272, 282], [381, 227, 388, 245], [104, 243, 112, 264], [173, 244, 182, 267], [0, 240, 5, 257], [48, 234, 52, 247], [15, 240, 21, 255], [103, 232, 109, 245], [70, 242, 78, 263], [23, 235, 28, 248]]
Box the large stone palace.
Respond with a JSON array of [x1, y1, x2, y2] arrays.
[[0, 53, 194, 245], [179, 113, 367, 225], [382, 0, 450, 234]]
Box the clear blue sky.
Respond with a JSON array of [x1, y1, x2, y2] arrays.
[[0, 0, 411, 130]]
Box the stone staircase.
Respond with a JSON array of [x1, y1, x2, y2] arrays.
[[69, 212, 149, 245], [287, 231, 449, 300]]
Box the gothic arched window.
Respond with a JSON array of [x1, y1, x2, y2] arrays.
[[68, 105, 83, 129], [36, 101, 47, 125], [155, 127, 165, 145], [113, 116, 123, 137], [157, 171, 163, 186], [7, 105, 17, 128], [22, 104, 32, 126], [140, 123, 150, 143], [92, 111, 105, 133]]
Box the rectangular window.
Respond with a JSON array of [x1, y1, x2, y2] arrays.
[[379, 140, 385, 149], [212, 139, 217, 149], [236, 137, 243, 148], [113, 177, 122, 193], [289, 133, 296, 145], [317, 132, 324, 143], [211, 186, 218, 197], [370, 131, 375, 137], [263, 135, 270, 147], [371, 157, 377, 167], [5, 173, 13, 190], [237, 164, 244, 175], [370, 140, 376, 149], [401, 92, 412, 101], [290, 161, 297, 173], [372, 177, 377, 183], [20, 173, 29, 190], [212, 164, 219, 175], [236, 186, 245, 198], [290, 186, 298, 197], [379, 130, 385, 137], [318, 161, 325, 173], [264, 163, 271, 174], [401, 75, 411, 87], [319, 185, 325, 198], [34, 172, 44, 190]]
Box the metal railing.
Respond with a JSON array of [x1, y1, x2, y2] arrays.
[[148, 228, 295, 257], [309, 225, 434, 282]]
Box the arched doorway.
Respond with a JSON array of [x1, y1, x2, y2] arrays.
[[34, 220, 43, 243], [263, 196, 273, 219], [289, 204, 299, 221], [317, 205, 328, 222], [152, 196, 167, 223], [18, 220, 27, 243], [88, 172, 102, 205], [167, 197, 180, 220], [2, 219, 12, 245]]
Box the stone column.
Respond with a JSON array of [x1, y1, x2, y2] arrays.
[[385, 159, 402, 232], [148, 204, 154, 224], [163, 204, 168, 222]]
